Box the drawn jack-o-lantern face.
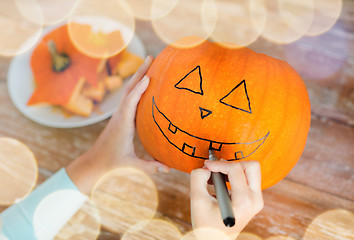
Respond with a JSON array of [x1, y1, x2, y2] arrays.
[[136, 39, 311, 189], [152, 66, 269, 161]]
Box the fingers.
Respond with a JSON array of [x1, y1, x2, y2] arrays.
[[121, 75, 150, 129], [130, 156, 170, 174], [204, 160, 262, 195], [204, 160, 248, 196], [240, 161, 262, 193], [190, 168, 212, 200], [124, 55, 153, 97], [190, 168, 216, 230], [146, 159, 170, 174], [113, 55, 153, 123], [111, 55, 152, 120]]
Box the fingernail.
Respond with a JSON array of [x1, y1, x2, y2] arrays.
[[158, 167, 169, 173], [142, 75, 149, 83], [145, 56, 151, 63]]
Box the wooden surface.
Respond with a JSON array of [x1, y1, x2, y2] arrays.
[[0, 1, 353, 239]]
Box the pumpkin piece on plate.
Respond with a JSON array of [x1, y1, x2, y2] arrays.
[[28, 24, 101, 107], [104, 75, 123, 91], [107, 52, 123, 75], [82, 80, 106, 102], [96, 58, 108, 74], [63, 77, 93, 117], [114, 51, 144, 78]]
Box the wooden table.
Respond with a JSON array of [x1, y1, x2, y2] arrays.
[[0, 1, 353, 239]]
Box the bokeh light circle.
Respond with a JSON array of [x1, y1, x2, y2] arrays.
[[152, 0, 218, 48], [182, 227, 231, 240], [284, 26, 348, 80], [121, 0, 178, 20], [122, 219, 182, 240], [0, 138, 38, 206], [303, 209, 354, 240], [36, 0, 80, 25], [0, 231, 9, 240], [206, 0, 266, 48], [261, 0, 314, 44], [236, 232, 263, 240], [91, 167, 158, 234], [266, 236, 296, 240], [306, 0, 342, 36], [0, 0, 43, 57], [33, 190, 88, 240], [55, 199, 101, 240], [68, 0, 135, 58], [0, 217, 6, 240], [14, 0, 42, 24]]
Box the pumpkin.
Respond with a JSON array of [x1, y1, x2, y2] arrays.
[[136, 39, 311, 189], [28, 24, 102, 107]]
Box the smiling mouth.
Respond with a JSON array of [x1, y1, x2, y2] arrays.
[[152, 97, 269, 160]]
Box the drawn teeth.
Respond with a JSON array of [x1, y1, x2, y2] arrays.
[[153, 96, 269, 160], [182, 143, 196, 156], [209, 142, 222, 151], [168, 122, 177, 134], [235, 151, 244, 160]]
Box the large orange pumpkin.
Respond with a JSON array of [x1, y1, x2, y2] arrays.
[[136, 39, 311, 189]]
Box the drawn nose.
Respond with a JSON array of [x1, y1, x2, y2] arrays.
[[199, 107, 212, 119]]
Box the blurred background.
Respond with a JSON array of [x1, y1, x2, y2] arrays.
[[0, 0, 353, 239]]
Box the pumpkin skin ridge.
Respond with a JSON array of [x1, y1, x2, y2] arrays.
[[259, 59, 291, 188], [242, 52, 266, 148], [257, 59, 310, 189], [152, 95, 270, 160]]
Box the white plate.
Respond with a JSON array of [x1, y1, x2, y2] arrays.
[[7, 24, 146, 128]]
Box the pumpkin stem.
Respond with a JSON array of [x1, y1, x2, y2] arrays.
[[47, 40, 71, 72]]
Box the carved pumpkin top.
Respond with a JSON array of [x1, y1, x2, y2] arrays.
[[28, 25, 102, 106]]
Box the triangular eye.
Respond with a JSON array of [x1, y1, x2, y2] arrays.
[[175, 66, 203, 95], [220, 79, 252, 114]]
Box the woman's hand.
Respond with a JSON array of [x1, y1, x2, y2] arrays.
[[87, 55, 169, 173], [66, 56, 170, 194], [190, 160, 264, 239]]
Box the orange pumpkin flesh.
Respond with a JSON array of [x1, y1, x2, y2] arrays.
[[27, 24, 144, 118], [28, 25, 102, 106], [136, 39, 311, 189]]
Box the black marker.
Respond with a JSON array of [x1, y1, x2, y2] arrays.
[[209, 150, 236, 227]]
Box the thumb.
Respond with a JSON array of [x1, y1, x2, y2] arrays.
[[190, 168, 212, 201]]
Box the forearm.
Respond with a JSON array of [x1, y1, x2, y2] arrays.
[[65, 148, 111, 195]]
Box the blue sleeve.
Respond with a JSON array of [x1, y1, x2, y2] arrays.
[[0, 168, 87, 240]]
